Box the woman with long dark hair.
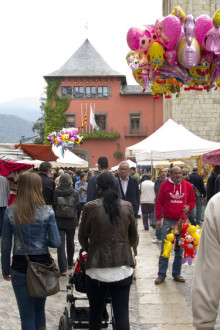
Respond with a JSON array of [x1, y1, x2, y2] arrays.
[[78, 171, 137, 330], [1, 172, 61, 330]]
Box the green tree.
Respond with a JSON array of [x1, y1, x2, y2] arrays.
[[43, 79, 69, 144]]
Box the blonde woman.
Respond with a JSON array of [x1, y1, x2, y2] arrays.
[[1, 172, 61, 330]]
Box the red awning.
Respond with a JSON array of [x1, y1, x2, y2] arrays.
[[0, 159, 34, 177], [203, 149, 220, 165], [14, 144, 57, 161]]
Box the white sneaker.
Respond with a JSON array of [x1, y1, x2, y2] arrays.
[[152, 238, 160, 243]]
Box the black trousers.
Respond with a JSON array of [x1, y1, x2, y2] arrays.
[[86, 275, 132, 330], [57, 228, 75, 272], [77, 202, 85, 221]]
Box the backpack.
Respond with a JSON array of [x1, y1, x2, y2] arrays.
[[55, 195, 77, 218]]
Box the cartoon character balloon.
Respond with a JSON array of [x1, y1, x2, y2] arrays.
[[127, 26, 152, 54]]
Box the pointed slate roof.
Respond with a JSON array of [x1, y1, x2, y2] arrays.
[[44, 39, 126, 83]]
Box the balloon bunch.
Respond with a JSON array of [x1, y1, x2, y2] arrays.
[[47, 127, 84, 152], [162, 221, 201, 266], [126, 7, 220, 98]]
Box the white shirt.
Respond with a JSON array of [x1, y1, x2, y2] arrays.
[[86, 266, 133, 282], [119, 176, 129, 196], [139, 180, 156, 204]]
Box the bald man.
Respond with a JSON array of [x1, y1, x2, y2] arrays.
[[154, 167, 195, 284]]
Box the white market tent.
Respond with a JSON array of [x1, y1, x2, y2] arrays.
[[52, 146, 88, 168], [111, 159, 137, 171], [125, 119, 220, 161]]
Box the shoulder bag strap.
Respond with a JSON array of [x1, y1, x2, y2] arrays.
[[15, 221, 30, 263]]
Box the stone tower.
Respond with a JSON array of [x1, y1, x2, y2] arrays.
[[162, 0, 220, 142]]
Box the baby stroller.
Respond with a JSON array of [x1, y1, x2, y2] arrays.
[[58, 249, 116, 329]]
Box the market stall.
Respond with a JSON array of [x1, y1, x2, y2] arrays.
[[126, 120, 220, 163], [0, 159, 34, 205]]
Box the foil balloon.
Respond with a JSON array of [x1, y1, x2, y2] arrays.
[[47, 127, 84, 153], [184, 15, 196, 46], [165, 50, 177, 66], [209, 60, 220, 87], [203, 26, 220, 53], [213, 9, 220, 28], [171, 6, 186, 25], [178, 37, 201, 69], [126, 51, 141, 71], [161, 14, 182, 50], [188, 225, 201, 250], [159, 63, 189, 83], [195, 14, 213, 47], [175, 25, 185, 50], [188, 58, 211, 88], [127, 26, 152, 54], [148, 42, 165, 71]]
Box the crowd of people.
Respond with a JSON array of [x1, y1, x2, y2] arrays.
[[1, 158, 220, 329]]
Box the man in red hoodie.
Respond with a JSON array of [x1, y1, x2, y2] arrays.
[[155, 167, 195, 284]]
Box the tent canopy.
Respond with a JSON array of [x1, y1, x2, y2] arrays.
[[15, 144, 57, 161], [0, 159, 34, 176], [203, 149, 220, 165], [126, 119, 220, 161], [52, 146, 88, 168], [111, 159, 136, 171]]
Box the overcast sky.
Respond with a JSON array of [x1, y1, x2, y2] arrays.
[[0, 0, 162, 103]]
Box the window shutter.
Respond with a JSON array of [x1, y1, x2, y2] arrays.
[[108, 86, 112, 97]]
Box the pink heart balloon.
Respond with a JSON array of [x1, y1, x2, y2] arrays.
[[161, 15, 181, 51], [165, 50, 177, 66], [195, 14, 213, 46]]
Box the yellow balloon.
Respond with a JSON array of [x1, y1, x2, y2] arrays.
[[213, 9, 220, 27], [148, 42, 165, 71], [162, 230, 174, 258], [162, 239, 173, 258]]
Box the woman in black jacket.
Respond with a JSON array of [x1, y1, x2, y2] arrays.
[[53, 173, 79, 275], [79, 171, 137, 330]]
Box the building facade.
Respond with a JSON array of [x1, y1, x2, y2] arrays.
[[44, 40, 163, 168], [163, 0, 220, 142]]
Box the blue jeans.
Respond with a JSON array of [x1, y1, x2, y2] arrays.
[[0, 206, 7, 236], [156, 227, 162, 240], [191, 196, 203, 224], [158, 219, 183, 278], [11, 269, 46, 330]]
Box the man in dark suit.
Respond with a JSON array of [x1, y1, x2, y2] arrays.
[[189, 167, 206, 225], [38, 161, 55, 205], [118, 161, 139, 254], [87, 156, 108, 202]]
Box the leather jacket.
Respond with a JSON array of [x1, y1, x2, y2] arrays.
[[78, 198, 137, 269], [1, 205, 61, 276]]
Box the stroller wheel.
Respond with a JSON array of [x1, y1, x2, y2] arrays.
[[59, 313, 72, 330]]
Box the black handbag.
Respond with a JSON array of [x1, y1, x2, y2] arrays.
[[16, 222, 60, 298]]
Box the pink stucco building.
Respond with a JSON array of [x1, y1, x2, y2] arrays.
[[44, 39, 163, 168]]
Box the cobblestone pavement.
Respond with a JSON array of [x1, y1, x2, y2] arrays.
[[1, 220, 220, 329]]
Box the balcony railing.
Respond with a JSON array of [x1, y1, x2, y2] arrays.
[[124, 126, 148, 137]]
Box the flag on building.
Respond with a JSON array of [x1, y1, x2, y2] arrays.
[[90, 104, 99, 130], [79, 111, 87, 129]]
